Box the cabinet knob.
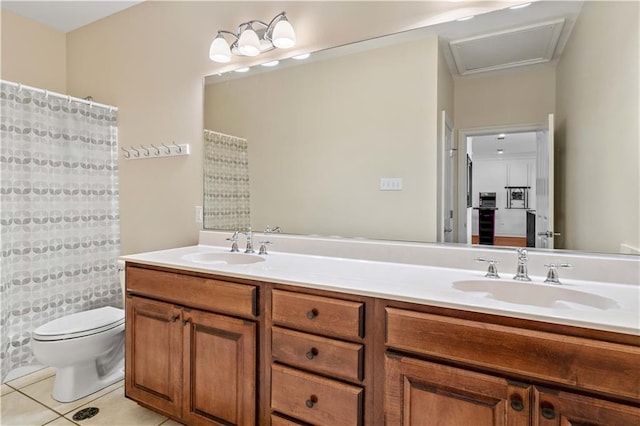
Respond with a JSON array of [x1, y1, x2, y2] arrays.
[[306, 347, 319, 360], [182, 318, 191, 326], [305, 394, 318, 408], [509, 395, 524, 412], [306, 308, 319, 319], [540, 402, 556, 420], [170, 315, 179, 323]]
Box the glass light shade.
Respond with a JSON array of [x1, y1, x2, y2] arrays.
[[209, 36, 231, 63], [272, 19, 295, 48], [238, 28, 261, 56]]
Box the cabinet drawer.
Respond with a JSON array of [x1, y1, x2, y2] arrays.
[[272, 327, 364, 382], [386, 307, 640, 401], [271, 413, 308, 426], [272, 290, 364, 340], [126, 266, 257, 318], [271, 364, 362, 426]]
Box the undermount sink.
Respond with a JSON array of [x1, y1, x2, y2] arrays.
[[182, 252, 265, 265], [452, 280, 620, 311]]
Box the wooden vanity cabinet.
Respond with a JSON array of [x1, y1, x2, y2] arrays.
[[269, 288, 374, 425], [125, 264, 258, 426], [383, 303, 640, 426]]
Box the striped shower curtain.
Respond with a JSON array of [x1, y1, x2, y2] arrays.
[[0, 81, 121, 381]]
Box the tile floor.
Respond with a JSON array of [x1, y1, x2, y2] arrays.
[[1, 367, 183, 426]]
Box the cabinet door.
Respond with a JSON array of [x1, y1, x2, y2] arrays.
[[125, 296, 183, 418], [385, 354, 530, 426], [534, 387, 640, 426], [181, 308, 256, 426]]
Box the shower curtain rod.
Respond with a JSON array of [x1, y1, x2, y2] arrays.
[[1, 79, 118, 111]]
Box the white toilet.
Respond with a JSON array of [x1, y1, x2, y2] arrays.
[[31, 266, 126, 402]]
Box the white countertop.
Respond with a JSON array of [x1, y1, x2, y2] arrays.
[[121, 244, 640, 336]]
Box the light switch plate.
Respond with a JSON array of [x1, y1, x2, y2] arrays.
[[380, 178, 403, 191]]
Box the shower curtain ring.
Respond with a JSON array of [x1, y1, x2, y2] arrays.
[[140, 145, 150, 157], [161, 143, 171, 154], [172, 141, 182, 153], [150, 144, 161, 155], [121, 147, 131, 159]]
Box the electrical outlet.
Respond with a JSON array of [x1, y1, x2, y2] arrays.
[[195, 205, 203, 223]]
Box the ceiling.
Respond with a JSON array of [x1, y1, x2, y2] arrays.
[[1, 1, 143, 32]]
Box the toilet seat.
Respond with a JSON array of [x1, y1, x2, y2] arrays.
[[33, 306, 124, 341]]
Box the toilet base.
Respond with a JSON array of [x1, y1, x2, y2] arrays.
[[52, 358, 124, 403]]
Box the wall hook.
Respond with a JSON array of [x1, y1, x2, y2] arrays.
[[121, 146, 132, 159], [150, 144, 161, 155], [140, 145, 150, 157], [172, 141, 182, 153]]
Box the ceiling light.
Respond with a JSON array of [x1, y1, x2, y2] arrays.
[[209, 34, 231, 63], [238, 26, 261, 57], [261, 60, 280, 67], [209, 12, 296, 63], [456, 15, 475, 22], [292, 53, 311, 60], [510, 3, 532, 10], [497, 149, 504, 154]]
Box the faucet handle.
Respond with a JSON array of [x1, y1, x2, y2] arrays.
[[475, 257, 500, 279], [264, 225, 281, 234], [544, 263, 572, 284], [258, 241, 272, 255], [226, 231, 239, 252], [516, 248, 528, 261]]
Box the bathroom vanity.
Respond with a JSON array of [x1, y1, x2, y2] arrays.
[[121, 236, 640, 425]]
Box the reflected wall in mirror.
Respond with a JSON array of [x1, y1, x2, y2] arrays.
[[203, 0, 639, 255]]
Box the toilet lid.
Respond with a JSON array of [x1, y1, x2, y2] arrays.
[[33, 306, 124, 341]]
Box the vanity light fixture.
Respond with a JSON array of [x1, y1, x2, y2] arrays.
[[497, 149, 504, 154], [209, 12, 296, 63]]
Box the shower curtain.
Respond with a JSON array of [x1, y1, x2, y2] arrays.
[[203, 129, 251, 231], [0, 81, 121, 381]]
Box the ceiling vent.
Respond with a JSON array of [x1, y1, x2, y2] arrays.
[[449, 19, 565, 75]]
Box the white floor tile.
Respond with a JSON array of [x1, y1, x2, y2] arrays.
[[43, 416, 77, 426], [20, 376, 124, 415], [1, 383, 16, 396], [6, 367, 56, 390], [1, 391, 59, 426], [64, 386, 167, 426]]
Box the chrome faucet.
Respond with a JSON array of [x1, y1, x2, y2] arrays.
[[226, 231, 239, 252], [514, 248, 531, 281], [264, 225, 281, 234], [240, 228, 255, 253]]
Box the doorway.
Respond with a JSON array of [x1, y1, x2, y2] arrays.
[[455, 117, 555, 249]]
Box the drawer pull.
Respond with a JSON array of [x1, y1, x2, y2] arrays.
[[509, 395, 524, 412], [306, 308, 319, 319], [305, 347, 319, 360], [305, 394, 318, 408], [540, 402, 556, 420], [170, 315, 179, 323]]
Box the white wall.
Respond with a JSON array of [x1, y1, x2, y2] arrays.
[[556, 1, 639, 253], [454, 63, 556, 129], [0, 9, 66, 93]]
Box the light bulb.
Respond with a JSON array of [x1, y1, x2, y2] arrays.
[[272, 18, 296, 48], [238, 28, 261, 56], [209, 35, 231, 63]]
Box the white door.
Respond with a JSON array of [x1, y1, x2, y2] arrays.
[[442, 111, 455, 243], [535, 113, 555, 248]]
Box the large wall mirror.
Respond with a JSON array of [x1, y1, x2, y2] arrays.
[[203, 0, 639, 256]]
